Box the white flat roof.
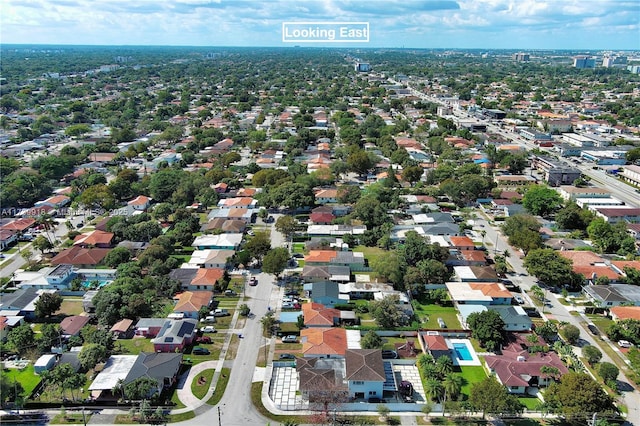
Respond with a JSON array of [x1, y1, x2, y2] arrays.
[[88, 355, 137, 391]]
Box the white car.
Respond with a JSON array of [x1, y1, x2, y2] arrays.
[[201, 326, 217, 333], [618, 340, 632, 348]]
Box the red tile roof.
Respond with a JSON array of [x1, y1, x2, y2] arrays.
[[190, 269, 224, 286], [0, 218, 36, 232], [423, 334, 449, 351], [51, 246, 110, 266], [305, 250, 338, 263], [73, 230, 114, 246], [301, 327, 347, 356], [302, 303, 340, 327], [610, 306, 640, 321], [60, 315, 91, 336]]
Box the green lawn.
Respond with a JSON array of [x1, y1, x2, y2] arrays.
[[457, 365, 487, 397], [292, 243, 305, 254], [55, 299, 84, 316], [354, 245, 387, 265], [114, 337, 155, 354], [191, 368, 214, 400], [413, 304, 462, 329], [518, 396, 542, 410], [207, 367, 230, 405], [4, 365, 41, 396]]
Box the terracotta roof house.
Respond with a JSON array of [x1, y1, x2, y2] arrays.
[[127, 195, 152, 211], [449, 236, 475, 250], [302, 265, 351, 283], [0, 229, 17, 250], [484, 334, 568, 394], [309, 212, 335, 225], [173, 291, 214, 318], [60, 315, 91, 337], [301, 327, 348, 358], [344, 349, 386, 399], [315, 189, 339, 204], [0, 218, 36, 232], [301, 302, 355, 327], [420, 332, 452, 359], [217, 197, 257, 209], [446, 282, 513, 306], [610, 306, 640, 321], [51, 246, 110, 267], [236, 188, 257, 197], [183, 269, 224, 292], [558, 251, 621, 282], [152, 319, 198, 352], [612, 260, 640, 276], [73, 230, 114, 248], [36, 195, 70, 208]]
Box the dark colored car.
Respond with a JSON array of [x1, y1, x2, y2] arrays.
[[285, 289, 299, 296], [279, 353, 296, 360], [192, 347, 210, 355], [587, 324, 599, 335], [381, 350, 398, 359]]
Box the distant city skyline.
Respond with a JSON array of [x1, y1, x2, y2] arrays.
[[1, 0, 639, 50]]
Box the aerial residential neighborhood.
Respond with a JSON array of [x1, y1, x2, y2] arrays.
[[1, 13, 640, 426]]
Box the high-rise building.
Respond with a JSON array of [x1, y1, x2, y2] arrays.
[[354, 62, 371, 72], [513, 52, 530, 62], [573, 56, 596, 69], [602, 55, 627, 68]]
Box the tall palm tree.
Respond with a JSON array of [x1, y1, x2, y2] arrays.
[[36, 213, 56, 244], [442, 373, 464, 415], [435, 355, 454, 379], [424, 378, 444, 403]]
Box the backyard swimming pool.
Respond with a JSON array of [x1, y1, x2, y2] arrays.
[[453, 343, 473, 361]]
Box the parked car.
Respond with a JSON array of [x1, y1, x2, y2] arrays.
[[285, 289, 299, 296], [224, 289, 237, 296], [202, 316, 216, 323], [587, 324, 599, 335], [618, 340, 632, 348], [292, 253, 304, 259], [514, 295, 524, 304], [211, 309, 230, 317], [201, 326, 217, 333], [381, 350, 398, 359], [192, 347, 210, 355], [249, 277, 258, 286], [279, 353, 296, 360], [282, 335, 298, 343], [196, 336, 212, 344]]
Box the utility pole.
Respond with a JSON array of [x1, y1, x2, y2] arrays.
[[218, 406, 221, 426]]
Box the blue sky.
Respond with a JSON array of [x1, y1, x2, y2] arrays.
[[1, 0, 639, 49]]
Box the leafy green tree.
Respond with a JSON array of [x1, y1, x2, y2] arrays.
[[149, 168, 183, 203], [544, 372, 616, 422], [6, 324, 35, 356], [402, 165, 423, 183], [275, 216, 299, 240], [559, 324, 581, 345], [360, 331, 383, 349], [32, 235, 54, 254], [556, 202, 594, 230], [124, 377, 159, 401], [244, 231, 272, 263], [469, 376, 513, 419], [353, 196, 390, 228], [346, 149, 374, 176], [598, 362, 619, 382], [523, 248, 573, 288], [262, 247, 290, 277], [582, 345, 602, 365], [522, 185, 563, 217], [103, 247, 132, 268], [78, 343, 108, 371], [605, 319, 640, 346], [34, 292, 63, 318], [467, 310, 505, 351], [369, 294, 410, 329]]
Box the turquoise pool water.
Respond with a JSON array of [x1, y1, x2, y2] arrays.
[[453, 342, 473, 361], [82, 280, 112, 289]]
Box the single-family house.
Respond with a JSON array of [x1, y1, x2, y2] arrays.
[[184, 269, 225, 291], [315, 189, 339, 204], [558, 251, 621, 283], [420, 332, 452, 360], [302, 265, 351, 283], [110, 318, 134, 339], [128, 195, 152, 211], [36, 195, 71, 209], [302, 302, 356, 327], [301, 327, 348, 358], [484, 334, 568, 394], [583, 284, 640, 307], [88, 352, 182, 400], [51, 246, 110, 268], [73, 230, 114, 248], [134, 318, 168, 338], [307, 281, 349, 307], [192, 234, 243, 250], [152, 319, 198, 352], [446, 282, 513, 306], [0, 287, 40, 320], [344, 349, 386, 400], [0, 229, 18, 250], [173, 291, 213, 318], [60, 315, 91, 337], [609, 306, 640, 321]]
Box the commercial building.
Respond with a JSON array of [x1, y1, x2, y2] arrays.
[[573, 56, 596, 69]]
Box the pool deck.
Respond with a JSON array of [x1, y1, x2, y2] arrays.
[[446, 338, 482, 366]]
